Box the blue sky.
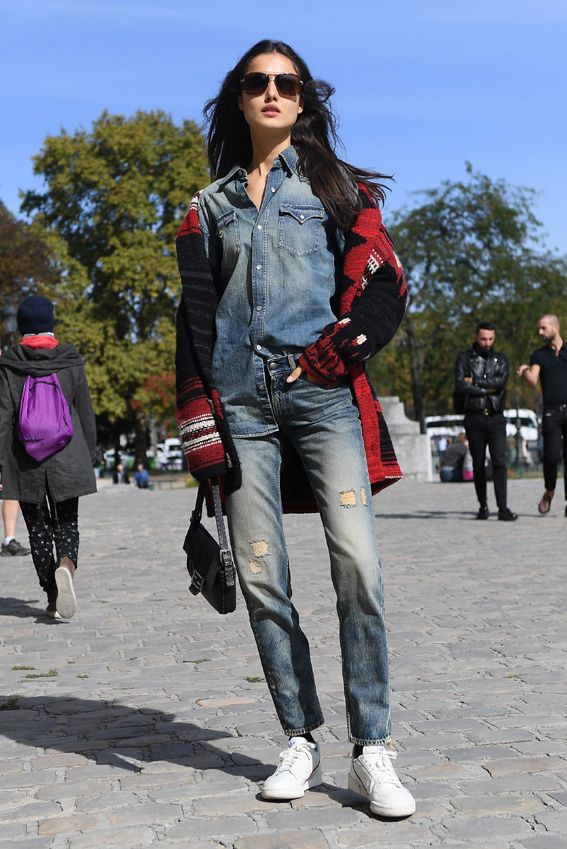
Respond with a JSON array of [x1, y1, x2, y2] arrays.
[[2, 0, 566, 254]]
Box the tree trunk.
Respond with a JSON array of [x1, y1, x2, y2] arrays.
[[405, 316, 427, 433], [134, 408, 147, 465]]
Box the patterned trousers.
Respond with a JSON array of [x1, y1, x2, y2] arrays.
[[19, 495, 79, 593]]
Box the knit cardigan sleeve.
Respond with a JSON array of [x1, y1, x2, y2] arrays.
[[297, 199, 407, 387], [175, 193, 230, 482]]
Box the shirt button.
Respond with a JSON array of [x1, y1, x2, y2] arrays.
[[271, 187, 276, 193], [299, 214, 305, 220], [257, 224, 263, 230], [256, 264, 262, 270], [256, 305, 261, 311], [256, 345, 261, 351]]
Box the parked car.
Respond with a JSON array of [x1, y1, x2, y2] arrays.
[[425, 409, 539, 449], [425, 415, 464, 439], [503, 408, 539, 447], [103, 449, 135, 470]]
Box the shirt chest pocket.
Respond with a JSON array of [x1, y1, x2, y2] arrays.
[[278, 204, 325, 257], [215, 209, 241, 271]]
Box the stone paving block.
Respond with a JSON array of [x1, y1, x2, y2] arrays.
[[166, 814, 259, 840], [335, 820, 436, 846], [483, 756, 567, 777], [440, 814, 536, 840], [519, 837, 567, 849], [67, 825, 156, 848], [450, 793, 547, 816], [534, 809, 567, 833], [3, 800, 62, 820], [105, 802, 183, 826], [265, 806, 365, 830], [74, 790, 140, 812], [0, 839, 52, 849], [192, 789, 282, 815], [234, 833, 331, 849], [0, 822, 26, 839], [38, 813, 107, 835]]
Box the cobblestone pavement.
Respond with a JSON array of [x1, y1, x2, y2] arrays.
[[0, 477, 566, 849]]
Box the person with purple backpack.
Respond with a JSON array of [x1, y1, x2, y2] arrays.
[[0, 296, 98, 619]]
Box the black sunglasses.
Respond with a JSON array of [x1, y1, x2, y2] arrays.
[[240, 72, 303, 98]]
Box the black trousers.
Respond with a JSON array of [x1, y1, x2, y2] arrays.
[[19, 495, 79, 594], [464, 412, 508, 510], [541, 406, 567, 499]]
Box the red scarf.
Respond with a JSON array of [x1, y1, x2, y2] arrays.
[[20, 335, 59, 349]]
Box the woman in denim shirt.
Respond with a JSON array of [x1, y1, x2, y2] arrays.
[[175, 39, 414, 818]]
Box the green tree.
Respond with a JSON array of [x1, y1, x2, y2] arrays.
[[0, 200, 55, 312], [21, 110, 209, 455], [371, 165, 567, 429]]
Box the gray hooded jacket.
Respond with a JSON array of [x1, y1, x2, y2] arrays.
[[0, 343, 97, 503]]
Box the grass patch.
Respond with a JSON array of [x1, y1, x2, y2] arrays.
[[12, 665, 35, 671], [244, 676, 265, 683], [25, 669, 59, 680], [0, 698, 19, 711], [76, 674, 89, 679], [182, 658, 211, 664]]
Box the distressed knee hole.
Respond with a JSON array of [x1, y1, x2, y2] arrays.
[[250, 539, 269, 558], [339, 489, 357, 508], [248, 539, 269, 573]]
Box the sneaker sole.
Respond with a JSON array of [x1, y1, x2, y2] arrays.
[[348, 770, 416, 818], [46, 609, 63, 620], [54, 567, 77, 619], [261, 762, 323, 800]]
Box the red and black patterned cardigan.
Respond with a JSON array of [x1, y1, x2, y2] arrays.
[[175, 184, 408, 512]]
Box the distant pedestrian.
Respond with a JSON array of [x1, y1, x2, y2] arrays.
[[439, 433, 468, 482], [518, 314, 567, 516], [134, 462, 149, 489], [0, 296, 98, 619], [454, 322, 517, 520], [176, 39, 415, 817], [112, 462, 130, 485], [1, 499, 30, 557]]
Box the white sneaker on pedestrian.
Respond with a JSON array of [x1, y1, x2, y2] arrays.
[[261, 737, 322, 800], [54, 557, 77, 619], [348, 745, 416, 818]]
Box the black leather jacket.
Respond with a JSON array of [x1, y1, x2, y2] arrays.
[[454, 346, 509, 413]]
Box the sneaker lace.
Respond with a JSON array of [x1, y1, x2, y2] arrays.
[[362, 746, 402, 787], [276, 741, 313, 774]]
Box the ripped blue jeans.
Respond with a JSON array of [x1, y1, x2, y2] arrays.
[[225, 355, 391, 744]]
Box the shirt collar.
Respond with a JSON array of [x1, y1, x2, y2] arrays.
[[217, 146, 298, 187]]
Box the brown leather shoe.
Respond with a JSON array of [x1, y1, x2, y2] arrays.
[[538, 490, 554, 514], [54, 557, 77, 619]]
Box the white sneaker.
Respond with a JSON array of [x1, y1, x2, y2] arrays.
[[261, 737, 322, 800], [54, 558, 77, 620], [348, 745, 416, 818]]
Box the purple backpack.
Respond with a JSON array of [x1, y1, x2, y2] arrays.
[[18, 373, 74, 463]]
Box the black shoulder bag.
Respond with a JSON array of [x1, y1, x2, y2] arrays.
[[183, 481, 236, 614]]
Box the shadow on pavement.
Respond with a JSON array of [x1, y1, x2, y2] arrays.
[[0, 694, 272, 779], [375, 510, 474, 519], [0, 597, 48, 619]]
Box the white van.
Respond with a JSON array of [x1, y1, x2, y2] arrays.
[[503, 409, 539, 447]]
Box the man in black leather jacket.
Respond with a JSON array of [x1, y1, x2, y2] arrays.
[[454, 322, 517, 521]]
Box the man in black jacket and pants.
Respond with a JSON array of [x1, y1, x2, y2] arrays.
[[454, 322, 517, 521]]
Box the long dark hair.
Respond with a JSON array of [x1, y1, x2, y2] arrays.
[[204, 39, 391, 229]]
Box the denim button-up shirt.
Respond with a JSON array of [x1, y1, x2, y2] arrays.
[[198, 146, 343, 437]]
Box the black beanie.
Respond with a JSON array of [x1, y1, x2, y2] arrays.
[[16, 296, 55, 335]]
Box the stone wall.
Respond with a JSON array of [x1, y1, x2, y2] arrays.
[[380, 396, 432, 481]]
